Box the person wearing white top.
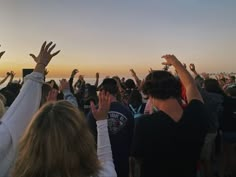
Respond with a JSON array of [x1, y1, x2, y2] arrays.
[[0, 41, 60, 177], [0, 42, 116, 177]]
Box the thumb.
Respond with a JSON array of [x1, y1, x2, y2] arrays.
[[29, 54, 37, 61]]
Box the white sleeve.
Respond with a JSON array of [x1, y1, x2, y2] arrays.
[[96, 120, 117, 177], [0, 72, 43, 177]]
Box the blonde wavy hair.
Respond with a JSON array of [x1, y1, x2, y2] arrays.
[[12, 100, 100, 177]]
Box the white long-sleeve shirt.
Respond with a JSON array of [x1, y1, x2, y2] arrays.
[[97, 120, 117, 177], [0, 72, 44, 177], [0, 72, 116, 177]]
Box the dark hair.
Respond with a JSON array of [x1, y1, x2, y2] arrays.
[[204, 79, 225, 96], [142, 70, 181, 100], [128, 89, 143, 108], [100, 78, 118, 95], [125, 79, 136, 90], [225, 86, 236, 97]]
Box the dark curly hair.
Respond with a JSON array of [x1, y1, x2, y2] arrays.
[[142, 70, 181, 100]]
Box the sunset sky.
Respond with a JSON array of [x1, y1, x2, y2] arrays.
[[0, 0, 236, 78]]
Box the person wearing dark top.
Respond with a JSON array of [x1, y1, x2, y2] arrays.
[[87, 78, 134, 177], [131, 54, 208, 177]]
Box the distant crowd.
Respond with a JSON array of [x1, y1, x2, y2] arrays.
[[0, 42, 236, 177]]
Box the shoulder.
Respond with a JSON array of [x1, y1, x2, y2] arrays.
[[111, 102, 133, 117], [186, 99, 205, 109]]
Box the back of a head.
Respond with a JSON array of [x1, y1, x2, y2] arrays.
[[12, 100, 100, 177], [142, 70, 181, 100], [128, 89, 143, 107], [204, 78, 225, 96], [100, 78, 118, 95], [125, 79, 136, 90]]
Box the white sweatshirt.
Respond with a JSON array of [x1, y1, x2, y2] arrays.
[[0, 72, 44, 177], [0, 72, 116, 177]]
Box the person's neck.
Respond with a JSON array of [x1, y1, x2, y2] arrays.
[[153, 98, 183, 122], [110, 95, 118, 103]]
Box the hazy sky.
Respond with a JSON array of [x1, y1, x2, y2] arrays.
[[1, 0, 236, 78]]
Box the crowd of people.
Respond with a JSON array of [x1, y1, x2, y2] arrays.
[[0, 42, 236, 177]]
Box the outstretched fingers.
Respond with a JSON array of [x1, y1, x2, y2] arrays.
[[91, 91, 111, 120], [51, 50, 60, 57], [0, 51, 5, 59], [40, 41, 47, 54]]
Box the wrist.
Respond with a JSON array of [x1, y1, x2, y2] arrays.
[[37, 62, 47, 67]]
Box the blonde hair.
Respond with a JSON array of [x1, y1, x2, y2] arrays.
[[12, 100, 100, 177], [0, 99, 5, 119]]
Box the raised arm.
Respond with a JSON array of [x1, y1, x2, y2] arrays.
[[0, 72, 11, 85], [7, 71, 16, 85], [90, 91, 117, 177], [130, 69, 141, 88], [189, 63, 205, 88], [94, 72, 100, 88], [60, 79, 78, 108], [0, 45, 5, 60], [0, 41, 60, 177], [162, 54, 203, 103]]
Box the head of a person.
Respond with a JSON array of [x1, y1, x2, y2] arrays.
[[142, 70, 181, 100], [128, 89, 143, 108], [125, 79, 136, 90], [12, 100, 100, 177], [204, 78, 225, 96], [100, 78, 119, 96]]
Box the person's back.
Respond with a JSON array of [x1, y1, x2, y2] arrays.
[[132, 99, 208, 177], [87, 78, 134, 177], [131, 55, 208, 177], [88, 101, 134, 177]]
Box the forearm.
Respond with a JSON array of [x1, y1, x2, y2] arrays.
[[34, 63, 46, 74], [133, 75, 141, 88], [8, 76, 14, 85], [69, 77, 75, 94], [172, 59, 203, 102], [94, 78, 99, 88], [0, 75, 9, 85], [1, 72, 44, 145], [97, 120, 117, 177]]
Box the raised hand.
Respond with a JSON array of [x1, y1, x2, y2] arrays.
[[189, 64, 196, 72], [44, 69, 49, 76], [59, 79, 70, 91], [0, 45, 5, 59], [161, 54, 178, 66], [71, 69, 78, 77], [10, 71, 16, 77], [96, 72, 99, 79], [130, 69, 136, 77], [90, 91, 111, 121], [46, 89, 58, 102], [29, 41, 60, 67]]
